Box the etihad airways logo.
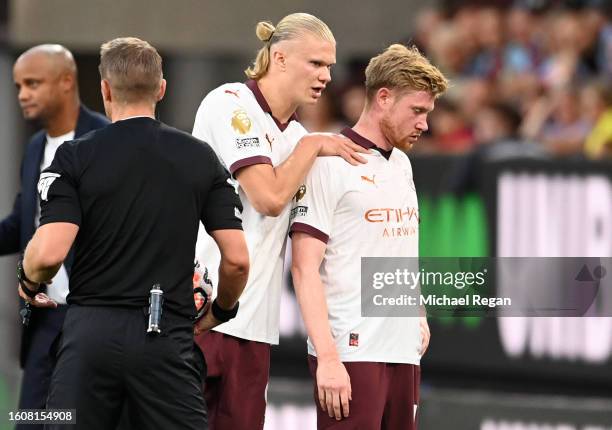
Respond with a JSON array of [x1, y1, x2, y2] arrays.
[[364, 207, 419, 223], [364, 206, 419, 238]]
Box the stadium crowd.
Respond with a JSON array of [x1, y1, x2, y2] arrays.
[[299, 0, 612, 160]]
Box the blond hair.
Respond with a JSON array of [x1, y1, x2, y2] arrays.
[[99, 37, 163, 104], [365, 44, 448, 102], [245, 13, 335, 80]]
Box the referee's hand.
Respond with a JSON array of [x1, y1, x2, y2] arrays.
[[17, 284, 58, 308], [316, 358, 352, 421], [193, 309, 222, 336]]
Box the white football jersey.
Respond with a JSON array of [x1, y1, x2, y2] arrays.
[[193, 80, 307, 344], [290, 128, 421, 364]]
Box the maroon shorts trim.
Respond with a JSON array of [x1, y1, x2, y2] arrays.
[[308, 355, 420, 430], [195, 331, 271, 430]]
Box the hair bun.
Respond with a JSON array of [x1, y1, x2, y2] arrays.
[[255, 21, 276, 42]]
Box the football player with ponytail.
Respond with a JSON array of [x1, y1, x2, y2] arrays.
[[192, 12, 367, 430]]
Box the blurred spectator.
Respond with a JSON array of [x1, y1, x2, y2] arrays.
[[583, 81, 612, 159], [428, 24, 471, 76], [454, 77, 496, 120], [452, 4, 482, 61], [297, 92, 343, 133], [581, 80, 609, 124], [466, 8, 506, 79], [580, 1, 612, 78], [498, 6, 544, 108], [339, 83, 366, 126], [521, 87, 592, 156], [428, 98, 475, 153], [538, 12, 591, 89], [410, 7, 446, 55], [473, 102, 522, 145], [327, 2, 612, 158], [451, 102, 545, 193], [504, 5, 542, 75]]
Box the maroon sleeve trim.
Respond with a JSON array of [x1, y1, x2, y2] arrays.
[[229, 156, 273, 175], [290, 222, 329, 244]]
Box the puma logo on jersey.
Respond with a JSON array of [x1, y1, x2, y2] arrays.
[[265, 133, 274, 148], [37, 172, 61, 201], [361, 175, 376, 186], [224, 89, 240, 98]]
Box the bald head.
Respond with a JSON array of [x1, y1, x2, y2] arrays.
[[17, 44, 77, 78], [13, 44, 80, 128]]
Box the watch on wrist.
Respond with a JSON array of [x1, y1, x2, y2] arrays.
[[17, 258, 41, 299], [211, 299, 239, 323]]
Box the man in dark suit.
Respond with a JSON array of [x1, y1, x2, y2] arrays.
[[19, 37, 249, 430], [2, 44, 108, 426]]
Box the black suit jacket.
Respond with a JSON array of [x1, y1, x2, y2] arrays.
[[0, 105, 109, 366]]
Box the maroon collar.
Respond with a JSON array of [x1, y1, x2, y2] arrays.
[[340, 127, 393, 160], [245, 79, 298, 132]]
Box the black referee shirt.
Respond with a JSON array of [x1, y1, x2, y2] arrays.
[[38, 117, 243, 318]]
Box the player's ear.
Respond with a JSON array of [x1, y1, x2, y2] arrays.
[[271, 46, 287, 72], [376, 87, 393, 110]]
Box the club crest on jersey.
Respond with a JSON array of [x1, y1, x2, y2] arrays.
[[294, 184, 306, 202], [349, 333, 359, 347], [37, 172, 61, 201], [231, 109, 252, 134]]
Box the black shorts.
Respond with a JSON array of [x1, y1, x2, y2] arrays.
[[46, 305, 207, 430]]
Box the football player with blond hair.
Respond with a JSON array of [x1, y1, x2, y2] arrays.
[[192, 12, 367, 430], [291, 44, 448, 429]]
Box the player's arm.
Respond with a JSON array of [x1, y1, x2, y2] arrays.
[[236, 134, 366, 217], [291, 232, 351, 421], [193, 90, 367, 217]]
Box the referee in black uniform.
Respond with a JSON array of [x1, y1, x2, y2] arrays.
[[17, 37, 250, 430]]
